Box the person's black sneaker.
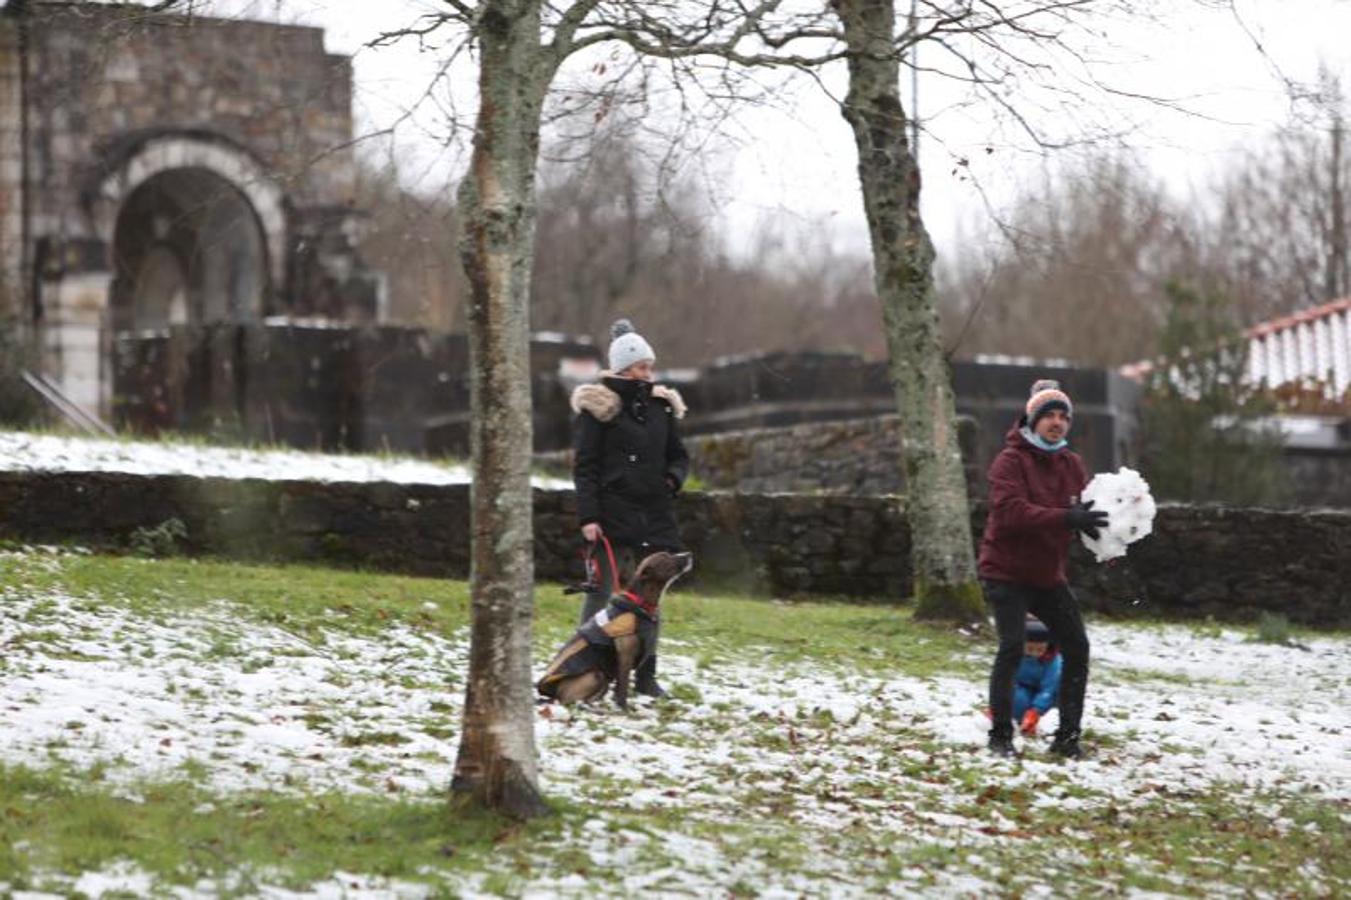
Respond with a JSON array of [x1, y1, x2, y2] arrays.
[[987, 733, 1016, 758], [1049, 733, 1083, 759], [635, 679, 668, 699]]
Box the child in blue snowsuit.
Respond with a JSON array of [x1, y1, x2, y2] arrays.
[[1013, 618, 1062, 736]]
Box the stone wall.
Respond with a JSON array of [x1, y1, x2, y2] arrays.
[[2, 470, 1346, 627], [16, 5, 354, 231], [1, 3, 378, 416], [1283, 446, 1351, 508], [111, 324, 602, 453], [674, 411, 1351, 507], [680, 414, 981, 496], [0, 19, 21, 318], [677, 352, 1141, 478]]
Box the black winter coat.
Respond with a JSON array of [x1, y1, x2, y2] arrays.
[[572, 375, 690, 550]]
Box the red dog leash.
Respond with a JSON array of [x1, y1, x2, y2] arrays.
[[585, 537, 659, 617], [587, 533, 623, 596]]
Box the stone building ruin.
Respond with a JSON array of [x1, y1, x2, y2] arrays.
[[0, 1, 380, 418], [7, 3, 1338, 505]]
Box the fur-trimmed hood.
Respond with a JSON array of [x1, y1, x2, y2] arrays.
[[570, 374, 687, 422], [571, 383, 623, 422], [651, 384, 688, 419]]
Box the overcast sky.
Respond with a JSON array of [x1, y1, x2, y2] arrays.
[[202, 0, 1351, 261]]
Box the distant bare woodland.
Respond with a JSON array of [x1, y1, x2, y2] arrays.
[[358, 89, 1351, 370]]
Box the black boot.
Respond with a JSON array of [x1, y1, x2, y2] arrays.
[[1049, 731, 1083, 759], [634, 653, 666, 699], [987, 729, 1016, 758]]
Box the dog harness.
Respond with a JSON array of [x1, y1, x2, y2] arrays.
[[536, 595, 659, 696]]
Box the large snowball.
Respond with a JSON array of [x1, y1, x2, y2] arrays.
[[1079, 467, 1156, 563]]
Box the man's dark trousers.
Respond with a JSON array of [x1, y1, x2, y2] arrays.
[[984, 579, 1090, 739]]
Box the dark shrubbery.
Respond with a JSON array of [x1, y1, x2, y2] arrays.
[[1138, 283, 1289, 506], [0, 318, 43, 428]]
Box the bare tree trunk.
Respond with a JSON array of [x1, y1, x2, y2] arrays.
[[450, 0, 554, 819], [836, 0, 982, 622], [1329, 114, 1347, 302]]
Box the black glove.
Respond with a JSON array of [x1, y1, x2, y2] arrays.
[[1065, 500, 1109, 540]]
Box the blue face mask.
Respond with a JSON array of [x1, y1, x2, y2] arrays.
[[1020, 425, 1067, 452]]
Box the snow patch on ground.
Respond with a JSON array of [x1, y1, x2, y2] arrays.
[[2, 563, 1346, 897], [0, 430, 569, 489], [6, 862, 433, 900], [0, 584, 465, 796]]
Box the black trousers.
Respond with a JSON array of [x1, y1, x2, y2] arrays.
[[580, 542, 660, 686], [984, 579, 1090, 740]]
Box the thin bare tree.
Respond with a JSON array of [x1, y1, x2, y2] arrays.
[[797, 1, 1154, 620], [367, 0, 1202, 813], [353, 158, 467, 330], [937, 153, 1194, 366], [373, 0, 835, 818], [531, 130, 883, 363], [1199, 67, 1351, 322], [825, 0, 976, 619], [445, 0, 569, 821]]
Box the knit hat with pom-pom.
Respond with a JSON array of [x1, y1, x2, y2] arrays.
[[607, 319, 656, 373], [1025, 379, 1072, 427]]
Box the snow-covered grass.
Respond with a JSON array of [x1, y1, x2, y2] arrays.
[[0, 429, 570, 489], [1, 549, 1347, 898]]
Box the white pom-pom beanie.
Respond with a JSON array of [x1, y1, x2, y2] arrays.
[[607, 318, 656, 373]]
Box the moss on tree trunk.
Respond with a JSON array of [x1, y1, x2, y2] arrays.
[[836, 0, 983, 623]]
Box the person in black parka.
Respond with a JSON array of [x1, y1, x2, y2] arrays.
[[571, 319, 690, 698]]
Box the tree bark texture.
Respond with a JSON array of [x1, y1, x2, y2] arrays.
[[1328, 115, 1347, 303], [450, 1, 556, 819], [835, 0, 982, 621]]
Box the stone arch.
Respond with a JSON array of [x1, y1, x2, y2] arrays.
[[91, 133, 286, 302], [109, 167, 268, 330]]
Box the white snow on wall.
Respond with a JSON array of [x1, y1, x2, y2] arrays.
[[0, 430, 570, 489]]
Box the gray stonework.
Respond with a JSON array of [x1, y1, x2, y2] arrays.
[[679, 414, 981, 496], [678, 352, 1142, 479], [2, 470, 1346, 627], [543, 405, 1351, 505], [0, 21, 21, 316], [111, 323, 603, 454], [18, 5, 355, 231], [537, 414, 981, 495], [0, 3, 378, 415], [651, 413, 1351, 507], [1283, 445, 1351, 508]]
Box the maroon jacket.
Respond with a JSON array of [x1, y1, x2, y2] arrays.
[[978, 424, 1090, 588]]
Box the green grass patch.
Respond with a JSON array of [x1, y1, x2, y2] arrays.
[[2, 550, 1348, 896], [0, 762, 558, 897], [0, 553, 471, 640], [977, 786, 1347, 895], [1096, 666, 1197, 688], [536, 585, 987, 679], [3, 551, 985, 679], [1254, 611, 1295, 645], [1117, 612, 1345, 642]]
